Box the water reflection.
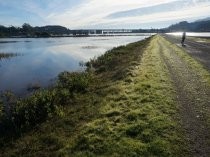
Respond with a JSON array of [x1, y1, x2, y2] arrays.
[[0, 36, 148, 95], [167, 32, 210, 37], [0, 53, 20, 60]]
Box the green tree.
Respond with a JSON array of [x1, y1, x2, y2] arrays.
[[22, 23, 34, 35]]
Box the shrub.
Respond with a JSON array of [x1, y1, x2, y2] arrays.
[[58, 71, 91, 93], [0, 71, 92, 137], [10, 90, 57, 131]]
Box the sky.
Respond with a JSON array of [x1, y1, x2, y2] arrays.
[[0, 0, 210, 29]]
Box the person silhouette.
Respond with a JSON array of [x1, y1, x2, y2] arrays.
[[181, 32, 186, 46]]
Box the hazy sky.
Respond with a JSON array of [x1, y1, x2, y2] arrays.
[[0, 0, 210, 29]]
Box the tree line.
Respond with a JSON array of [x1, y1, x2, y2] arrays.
[[1, 18, 210, 37], [0, 23, 71, 37]]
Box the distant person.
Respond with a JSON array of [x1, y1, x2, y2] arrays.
[[181, 32, 186, 46]]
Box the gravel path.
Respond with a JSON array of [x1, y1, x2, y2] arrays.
[[158, 36, 210, 157], [162, 34, 210, 71]]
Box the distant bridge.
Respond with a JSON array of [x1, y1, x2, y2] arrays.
[[71, 29, 160, 35], [101, 29, 132, 34], [72, 29, 133, 35]]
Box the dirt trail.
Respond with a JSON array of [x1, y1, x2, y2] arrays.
[[162, 34, 210, 72], [157, 36, 210, 157]]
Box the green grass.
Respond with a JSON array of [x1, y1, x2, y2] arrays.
[[62, 35, 187, 156], [0, 35, 187, 156]]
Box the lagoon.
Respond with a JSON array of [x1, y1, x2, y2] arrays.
[[167, 32, 210, 37], [0, 35, 149, 95]]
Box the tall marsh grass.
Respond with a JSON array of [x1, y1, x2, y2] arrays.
[[0, 53, 20, 60]]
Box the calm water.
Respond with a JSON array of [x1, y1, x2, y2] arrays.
[[0, 35, 148, 95], [167, 32, 210, 37]]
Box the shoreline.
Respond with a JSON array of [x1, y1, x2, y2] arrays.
[[1, 35, 210, 156]]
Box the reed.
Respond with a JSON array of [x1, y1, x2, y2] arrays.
[[0, 53, 20, 60]]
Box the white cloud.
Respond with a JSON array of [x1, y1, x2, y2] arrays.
[[46, 0, 180, 28], [1, 0, 210, 28], [91, 2, 210, 26]]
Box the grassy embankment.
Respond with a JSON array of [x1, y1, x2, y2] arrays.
[[0, 35, 187, 156]]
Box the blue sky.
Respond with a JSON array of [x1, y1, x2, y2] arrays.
[[0, 0, 210, 29]]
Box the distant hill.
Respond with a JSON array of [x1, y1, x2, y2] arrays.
[[195, 17, 210, 22], [165, 18, 210, 32]]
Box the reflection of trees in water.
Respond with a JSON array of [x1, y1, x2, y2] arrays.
[[0, 53, 21, 60]]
